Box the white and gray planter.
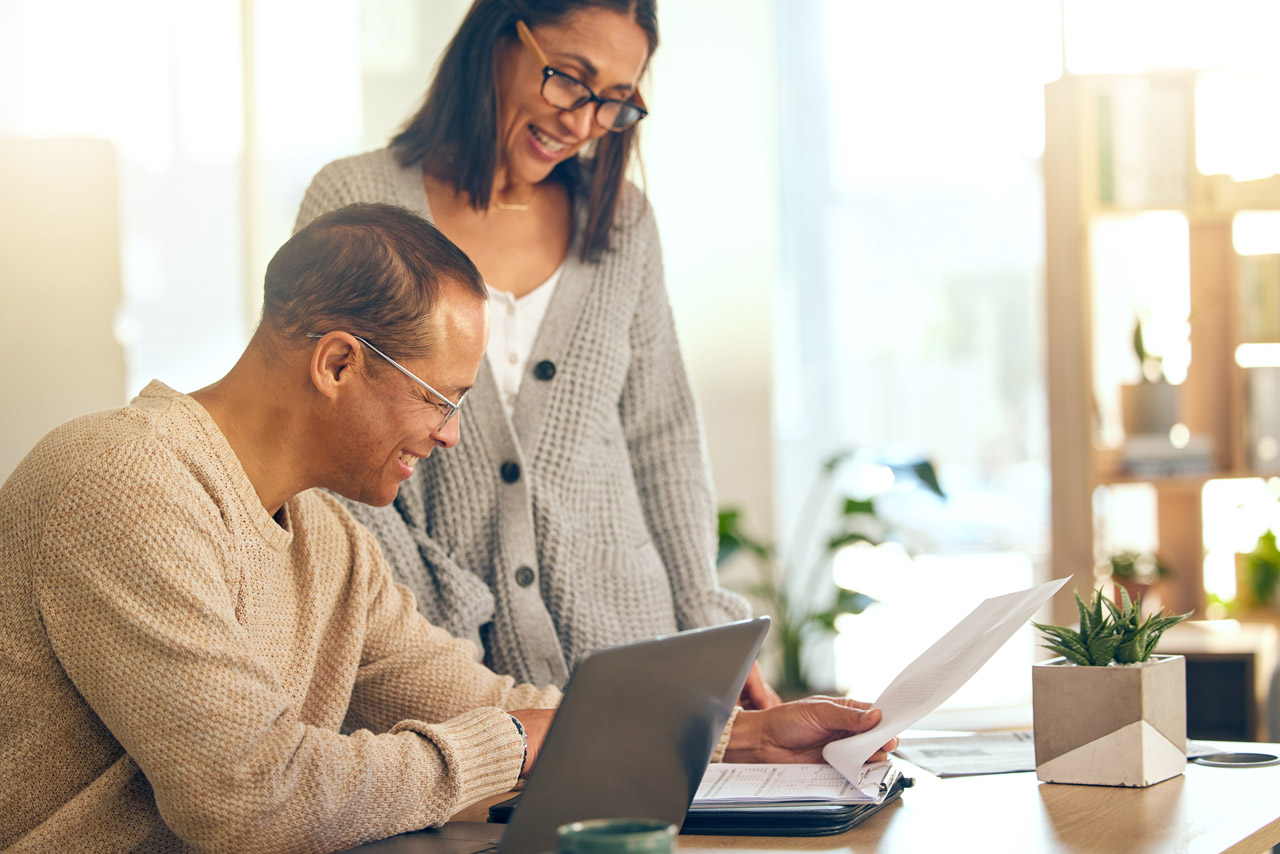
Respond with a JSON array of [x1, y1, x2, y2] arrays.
[[1032, 654, 1186, 787]]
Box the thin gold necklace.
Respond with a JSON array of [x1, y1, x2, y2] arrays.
[[494, 200, 530, 212]]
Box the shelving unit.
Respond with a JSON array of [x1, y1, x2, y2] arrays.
[[1044, 70, 1280, 626]]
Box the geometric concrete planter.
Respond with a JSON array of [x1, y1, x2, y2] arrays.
[[1033, 654, 1186, 787]]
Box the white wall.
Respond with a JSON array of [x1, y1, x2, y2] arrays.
[[0, 139, 126, 481], [644, 1, 780, 538]]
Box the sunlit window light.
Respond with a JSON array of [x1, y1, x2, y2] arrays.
[[1066, 0, 1280, 75], [1197, 74, 1280, 182], [1235, 344, 1280, 368], [1233, 211, 1280, 256]]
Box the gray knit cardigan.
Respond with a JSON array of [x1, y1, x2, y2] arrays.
[[294, 148, 749, 688]]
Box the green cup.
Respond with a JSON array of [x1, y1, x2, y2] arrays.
[[555, 817, 677, 853]]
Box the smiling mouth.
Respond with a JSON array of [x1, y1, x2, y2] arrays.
[[529, 124, 570, 155], [398, 450, 424, 472]]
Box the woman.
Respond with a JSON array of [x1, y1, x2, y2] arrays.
[[295, 0, 778, 706]]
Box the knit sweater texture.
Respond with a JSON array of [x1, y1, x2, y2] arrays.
[[0, 381, 561, 853], [295, 148, 749, 688]]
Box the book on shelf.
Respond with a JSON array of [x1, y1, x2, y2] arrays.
[[1120, 432, 1214, 477]]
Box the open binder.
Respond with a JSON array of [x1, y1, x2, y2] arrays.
[[488, 767, 912, 838], [680, 765, 913, 836]]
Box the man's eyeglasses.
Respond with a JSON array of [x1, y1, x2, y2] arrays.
[[516, 19, 647, 132], [305, 333, 468, 431]]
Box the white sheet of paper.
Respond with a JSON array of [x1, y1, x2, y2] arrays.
[[692, 761, 893, 804], [822, 576, 1070, 782]]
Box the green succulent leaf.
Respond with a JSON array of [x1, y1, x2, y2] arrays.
[[1039, 642, 1093, 666], [1087, 634, 1123, 666], [1114, 636, 1146, 664], [1032, 622, 1091, 662], [1075, 594, 1091, 636], [1036, 586, 1190, 666]]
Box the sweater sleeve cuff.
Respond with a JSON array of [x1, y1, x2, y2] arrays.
[[390, 707, 524, 811], [711, 706, 741, 763]]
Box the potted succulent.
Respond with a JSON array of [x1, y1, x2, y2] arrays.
[[1030, 587, 1190, 787]]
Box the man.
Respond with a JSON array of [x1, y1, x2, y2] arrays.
[[1, 203, 893, 853]]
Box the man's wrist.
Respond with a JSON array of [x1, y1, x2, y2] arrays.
[[722, 708, 766, 764]]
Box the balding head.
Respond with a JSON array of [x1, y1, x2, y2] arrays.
[[262, 203, 486, 358]]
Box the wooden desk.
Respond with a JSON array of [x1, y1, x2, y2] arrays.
[[438, 744, 1280, 854]]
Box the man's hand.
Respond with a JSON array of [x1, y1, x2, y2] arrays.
[[509, 708, 556, 777], [723, 697, 899, 764], [738, 660, 782, 710]]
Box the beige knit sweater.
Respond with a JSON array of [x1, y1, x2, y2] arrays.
[[0, 382, 561, 853]]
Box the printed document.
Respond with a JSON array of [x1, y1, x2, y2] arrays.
[[693, 761, 894, 805], [821, 576, 1070, 782]]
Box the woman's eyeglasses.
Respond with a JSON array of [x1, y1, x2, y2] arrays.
[[516, 19, 647, 132]]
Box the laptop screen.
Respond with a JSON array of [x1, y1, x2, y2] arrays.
[[498, 617, 770, 853]]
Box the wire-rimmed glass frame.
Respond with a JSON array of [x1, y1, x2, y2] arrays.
[[305, 332, 468, 431]]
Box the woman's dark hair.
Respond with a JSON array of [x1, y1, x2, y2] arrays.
[[391, 0, 658, 262], [262, 203, 486, 360]]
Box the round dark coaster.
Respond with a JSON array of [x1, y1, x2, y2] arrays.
[[1191, 752, 1280, 768]]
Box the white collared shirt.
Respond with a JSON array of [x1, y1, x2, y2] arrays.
[[485, 263, 564, 415]]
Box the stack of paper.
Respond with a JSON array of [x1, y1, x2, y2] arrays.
[[692, 762, 893, 807]]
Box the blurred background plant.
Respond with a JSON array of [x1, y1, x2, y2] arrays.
[[717, 449, 944, 694], [1237, 529, 1280, 612], [1105, 549, 1170, 608]]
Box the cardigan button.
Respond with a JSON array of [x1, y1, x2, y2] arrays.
[[515, 566, 536, 587], [500, 461, 521, 484], [533, 360, 557, 381]]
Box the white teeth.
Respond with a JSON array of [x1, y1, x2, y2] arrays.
[[399, 452, 418, 469], [530, 125, 567, 152]]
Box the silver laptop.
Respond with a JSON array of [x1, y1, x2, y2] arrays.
[[343, 617, 770, 853]]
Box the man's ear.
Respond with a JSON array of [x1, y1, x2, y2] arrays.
[[309, 332, 364, 400]]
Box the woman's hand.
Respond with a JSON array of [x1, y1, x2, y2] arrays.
[[738, 660, 782, 710], [723, 697, 899, 765]]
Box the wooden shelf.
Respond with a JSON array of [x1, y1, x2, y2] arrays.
[[1093, 468, 1267, 488], [1045, 70, 1280, 627]]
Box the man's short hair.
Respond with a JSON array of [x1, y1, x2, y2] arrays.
[[262, 203, 486, 358]]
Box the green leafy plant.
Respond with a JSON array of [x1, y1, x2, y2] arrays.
[[1241, 530, 1280, 607], [717, 450, 944, 693], [1032, 587, 1190, 666], [1108, 550, 1169, 583]]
